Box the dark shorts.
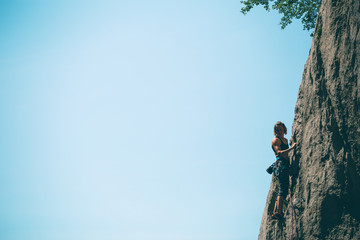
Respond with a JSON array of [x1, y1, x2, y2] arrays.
[[276, 159, 289, 196]]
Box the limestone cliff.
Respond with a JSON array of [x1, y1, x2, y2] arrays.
[[259, 0, 360, 239]]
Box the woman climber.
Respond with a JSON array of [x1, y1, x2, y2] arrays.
[[271, 121, 296, 219]]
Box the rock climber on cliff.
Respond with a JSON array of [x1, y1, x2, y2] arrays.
[[271, 121, 296, 219]]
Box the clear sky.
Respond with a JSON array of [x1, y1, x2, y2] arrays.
[[0, 1, 312, 239]]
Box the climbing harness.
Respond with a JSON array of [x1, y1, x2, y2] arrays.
[[266, 161, 276, 174]]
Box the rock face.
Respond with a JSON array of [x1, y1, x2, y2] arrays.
[[259, 0, 360, 239]]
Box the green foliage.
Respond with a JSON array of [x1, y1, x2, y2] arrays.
[[240, 0, 322, 31], [317, 27, 322, 36]]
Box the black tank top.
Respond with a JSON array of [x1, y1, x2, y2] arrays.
[[272, 136, 289, 155], [278, 136, 289, 151]]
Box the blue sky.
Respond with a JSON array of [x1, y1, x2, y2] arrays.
[[0, 1, 312, 239]]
